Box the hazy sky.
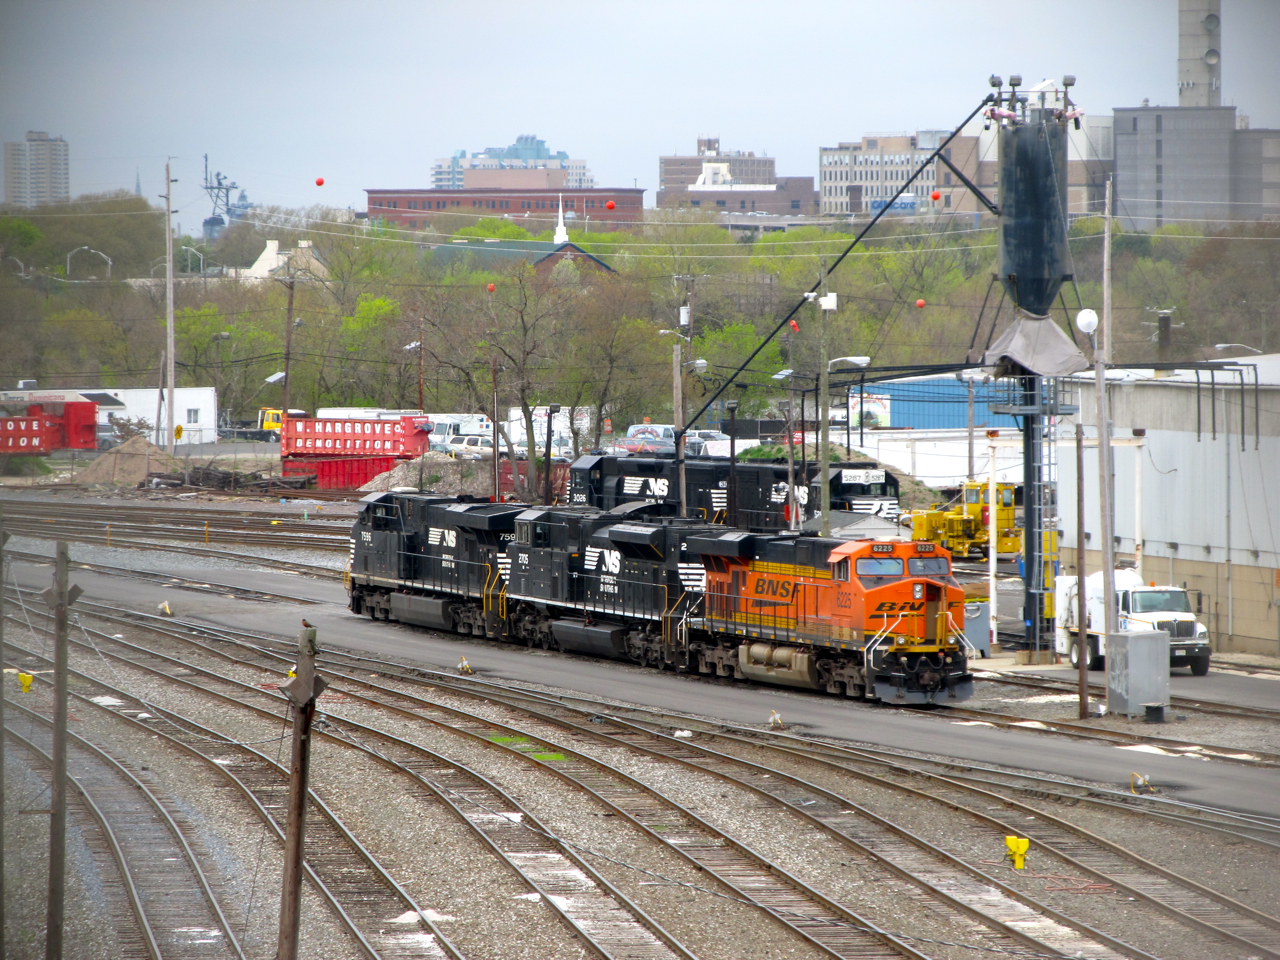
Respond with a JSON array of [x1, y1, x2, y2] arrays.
[[3, 0, 1278, 219]]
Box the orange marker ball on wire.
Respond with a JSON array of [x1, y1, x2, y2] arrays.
[[916, 298, 926, 309], [487, 282, 496, 293], [315, 177, 325, 186], [930, 190, 940, 201], [605, 200, 615, 210]]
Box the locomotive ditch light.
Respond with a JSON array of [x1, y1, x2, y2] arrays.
[[913, 583, 924, 600]]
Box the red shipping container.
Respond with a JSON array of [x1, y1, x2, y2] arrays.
[[282, 456, 397, 490]]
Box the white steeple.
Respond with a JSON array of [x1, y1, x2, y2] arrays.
[[553, 193, 569, 244]]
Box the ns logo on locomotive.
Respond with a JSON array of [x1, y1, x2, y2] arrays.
[[348, 489, 975, 704]]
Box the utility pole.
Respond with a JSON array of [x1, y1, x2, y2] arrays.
[[1076, 424, 1089, 719], [967, 378, 976, 480], [163, 161, 177, 456], [418, 318, 427, 412], [153, 350, 166, 450], [275, 624, 327, 960], [673, 340, 686, 517], [43, 542, 80, 960], [491, 357, 500, 501], [987, 435, 999, 648], [1097, 176, 1118, 644], [281, 275, 296, 415]]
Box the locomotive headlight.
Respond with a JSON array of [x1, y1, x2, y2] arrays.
[[913, 583, 924, 600]]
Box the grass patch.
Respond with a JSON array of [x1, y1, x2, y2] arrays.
[[531, 752, 567, 762], [488, 735, 528, 744]]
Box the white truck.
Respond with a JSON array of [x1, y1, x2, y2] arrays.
[[1055, 569, 1212, 675]]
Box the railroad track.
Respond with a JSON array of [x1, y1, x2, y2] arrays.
[[971, 668, 1280, 723], [4, 634, 712, 960], [4, 643, 463, 960], [938, 704, 1280, 766], [5, 700, 247, 959], [2, 531, 342, 578], [9, 603, 1196, 960], [4, 550, 326, 604], [16, 593, 1280, 958], [0, 507, 349, 553]]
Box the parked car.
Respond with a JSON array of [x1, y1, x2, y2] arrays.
[[445, 434, 496, 459], [96, 423, 123, 451]]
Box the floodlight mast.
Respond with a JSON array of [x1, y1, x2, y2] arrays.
[[672, 93, 999, 518]]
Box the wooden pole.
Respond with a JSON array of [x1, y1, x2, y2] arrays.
[[275, 625, 325, 960], [282, 277, 296, 415], [1076, 424, 1090, 719], [45, 542, 75, 960]]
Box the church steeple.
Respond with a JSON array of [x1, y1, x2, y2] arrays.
[[553, 193, 569, 245], [135, 169, 142, 196]]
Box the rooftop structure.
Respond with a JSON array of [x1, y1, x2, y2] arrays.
[[432, 135, 595, 190], [658, 138, 815, 215]]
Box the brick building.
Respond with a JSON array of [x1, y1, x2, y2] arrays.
[[364, 188, 645, 232]]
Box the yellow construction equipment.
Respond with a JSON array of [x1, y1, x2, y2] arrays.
[[908, 480, 1019, 559]]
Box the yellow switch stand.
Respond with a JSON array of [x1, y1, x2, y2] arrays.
[[1005, 836, 1030, 870]]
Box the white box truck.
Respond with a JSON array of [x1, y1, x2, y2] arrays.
[[1055, 568, 1212, 675]]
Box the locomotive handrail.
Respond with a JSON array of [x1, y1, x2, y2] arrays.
[[865, 611, 906, 663], [946, 611, 981, 660]]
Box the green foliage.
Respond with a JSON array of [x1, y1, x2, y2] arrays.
[[457, 218, 532, 240], [0, 217, 42, 255]]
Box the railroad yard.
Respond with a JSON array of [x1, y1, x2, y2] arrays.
[[2, 489, 1278, 960]]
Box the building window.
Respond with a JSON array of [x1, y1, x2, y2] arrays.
[[944, 194, 952, 208], [691, 200, 700, 207], [1155, 114, 1162, 133], [716, 200, 726, 207], [1155, 140, 1162, 159], [392, 201, 397, 209], [409, 220, 417, 228], [1156, 190, 1163, 206], [791, 200, 801, 210], [740, 200, 746, 209], [186, 409, 200, 424], [944, 172, 952, 186], [1156, 164, 1163, 184], [1132, 117, 1138, 132]]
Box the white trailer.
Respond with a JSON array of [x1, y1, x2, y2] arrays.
[[1055, 568, 1212, 675]]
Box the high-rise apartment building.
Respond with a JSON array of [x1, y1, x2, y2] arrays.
[[432, 135, 595, 190], [4, 131, 70, 207]]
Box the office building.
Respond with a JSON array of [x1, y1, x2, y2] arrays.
[[432, 135, 594, 190], [4, 131, 70, 207], [658, 138, 817, 215], [818, 131, 980, 216], [365, 187, 643, 232], [659, 138, 774, 192]]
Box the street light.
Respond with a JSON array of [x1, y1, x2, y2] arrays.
[[544, 403, 561, 505], [67, 245, 112, 279], [725, 400, 740, 528], [684, 357, 708, 374], [1215, 343, 1262, 354], [181, 246, 205, 275]]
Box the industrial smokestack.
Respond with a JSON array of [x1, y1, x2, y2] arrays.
[[1178, 0, 1221, 108]]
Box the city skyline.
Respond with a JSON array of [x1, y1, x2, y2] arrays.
[[2, 0, 1279, 214]]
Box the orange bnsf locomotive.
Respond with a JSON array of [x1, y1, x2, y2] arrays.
[[348, 492, 975, 704]]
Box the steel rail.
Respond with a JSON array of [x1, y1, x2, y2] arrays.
[[343, 669, 1280, 960], [971, 669, 1280, 722], [4, 550, 325, 604], [6, 628, 697, 960], [5, 698, 247, 959], [3, 727, 162, 960], [18, 603, 928, 960], [2, 638, 459, 960], [45, 608, 1140, 960], [1, 532, 341, 578]]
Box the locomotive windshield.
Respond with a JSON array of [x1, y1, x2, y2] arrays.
[[907, 557, 950, 576], [856, 557, 904, 576]]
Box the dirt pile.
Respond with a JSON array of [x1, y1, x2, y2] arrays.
[[74, 437, 186, 487], [359, 453, 490, 496]]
